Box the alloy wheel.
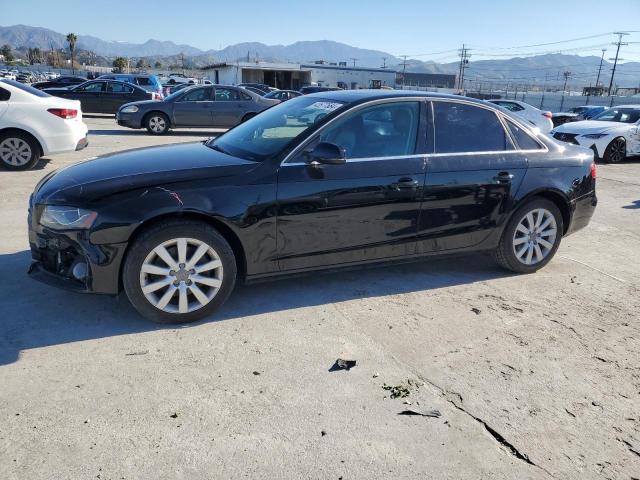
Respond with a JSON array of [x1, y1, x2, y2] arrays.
[[139, 237, 223, 314], [0, 138, 32, 166], [149, 116, 167, 133], [609, 139, 625, 163], [512, 208, 557, 266]]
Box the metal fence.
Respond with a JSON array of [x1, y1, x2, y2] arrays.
[[486, 90, 640, 112]]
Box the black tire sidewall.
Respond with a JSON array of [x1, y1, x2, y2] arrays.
[[604, 137, 625, 163], [122, 221, 237, 324], [498, 198, 564, 274], [145, 112, 169, 135], [0, 132, 40, 171]]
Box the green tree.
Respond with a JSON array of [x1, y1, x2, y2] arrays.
[[154, 61, 162, 69], [112, 57, 128, 73], [66, 33, 78, 73], [27, 47, 42, 65], [135, 57, 150, 70], [1, 44, 14, 63]]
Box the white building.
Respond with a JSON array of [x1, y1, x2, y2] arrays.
[[202, 61, 396, 90]]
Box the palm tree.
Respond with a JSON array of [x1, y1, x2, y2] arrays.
[[66, 33, 77, 74]]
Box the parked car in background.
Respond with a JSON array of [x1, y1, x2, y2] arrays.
[[550, 105, 640, 163], [238, 83, 274, 94], [98, 74, 163, 99], [116, 84, 279, 134], [299, 86, 343, 94], [32, 76, 87, 90], [44, 79, 155, 114], [241, 86, 268, 96], [488, 99, 553, 133], [552, 106, 607, 127], [29, 91, 597, 323], [264, 89, 302, 102], [0, 79, 88, 170], [164, 82, 193, 96]]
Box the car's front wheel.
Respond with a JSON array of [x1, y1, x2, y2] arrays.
[[0, 131, 41, 171], [494, 198, 563, 273], [603, 137, 626, 163], [123, 220, 237, 323], [145, 112, 170, 135]]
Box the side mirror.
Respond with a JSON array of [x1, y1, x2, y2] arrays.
[[308, 142, 346, 166]]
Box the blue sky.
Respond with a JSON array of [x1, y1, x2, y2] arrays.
[[2, 0, 640, 62]]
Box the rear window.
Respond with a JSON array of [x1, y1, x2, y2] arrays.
[[0, 79, 50, 98], [505, 119, 544, 150], [0, 86, 10, 101]]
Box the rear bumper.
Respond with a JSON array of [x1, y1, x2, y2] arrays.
[[566, 190, 597, 236], [43, 120, 89, 155]]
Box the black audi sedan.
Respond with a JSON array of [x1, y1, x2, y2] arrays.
[[116, 85, 279, 134], [28, 90, 597, 324], [44, 79, 156, 114]]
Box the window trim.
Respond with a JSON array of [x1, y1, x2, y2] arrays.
[[502, 116, 546, 151], [282, 97, 428, 165], [213, 86, 241, 102]]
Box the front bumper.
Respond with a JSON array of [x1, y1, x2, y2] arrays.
[[27, 207, 127, 294], [115, 111, 143, 129], [553, 133, 609, 158]]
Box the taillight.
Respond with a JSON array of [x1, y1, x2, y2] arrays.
[[152, 92, 161, 100], [591, 162, 596, 179], [48, 108, 77, 119], [542, 111, 552, 119]]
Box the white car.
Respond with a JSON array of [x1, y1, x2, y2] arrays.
[[0, 79, 89, 170], [488, 99, 553, 133], [550, 105, 640, 163]]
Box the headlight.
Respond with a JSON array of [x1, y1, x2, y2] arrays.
[[120, 105, 139, 113], [582, 133, 608, 139], [40, 206, 97, 230]]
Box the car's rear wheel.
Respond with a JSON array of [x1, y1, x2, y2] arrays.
[[145, 112, 170, 135], [123, 220, 237, 323], [494, 198, 563, 273], [603, 137, 626, 163], [0, 131, 41, 171]]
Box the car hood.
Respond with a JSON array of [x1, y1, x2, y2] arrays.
[[553, 120, 628, 134], [34, 142, 259, 204], [119, 99, 163, 110]]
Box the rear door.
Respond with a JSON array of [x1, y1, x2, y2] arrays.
[[276, 99, 428, 271], [211, 87, 246, 127], [416, 100, 529, 253], [104, 82, 136, 113], [172, 87, 214, 126]]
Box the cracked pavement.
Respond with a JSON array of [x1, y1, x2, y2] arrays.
[[0, 116, 639, 479]]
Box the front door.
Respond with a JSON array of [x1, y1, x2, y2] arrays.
[[73, 81, 106, 113], [416, 100, 529, 254], [173, 87, 214, 127], [276, 100, 427, 271], [104, 82, 135, 114]]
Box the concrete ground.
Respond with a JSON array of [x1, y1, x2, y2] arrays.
[[0, 116, 639, 480]]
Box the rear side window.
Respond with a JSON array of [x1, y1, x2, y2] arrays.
[[108, 83, 134, 93], [434, 102, 513, 153], [505, 119, 544, 150], [215, 88, 240, 101], [137, 77, 152, 86], [0, 86, 10, 101]]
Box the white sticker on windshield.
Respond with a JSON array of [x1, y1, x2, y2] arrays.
[[308, 101, 343, 111]]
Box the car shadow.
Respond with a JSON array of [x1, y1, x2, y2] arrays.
[[0, 250, 511, 366], [622, 200, 640, 209]]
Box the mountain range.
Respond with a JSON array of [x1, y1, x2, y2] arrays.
[[2, 24, 640, 87]]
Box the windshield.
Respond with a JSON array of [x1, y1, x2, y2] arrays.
[[206, 96, 346, 161], [592, 108, 640, 123], [1, 79, 51, 98]]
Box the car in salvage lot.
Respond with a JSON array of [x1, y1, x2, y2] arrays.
[[550, 105, 640, 163], [0, 79, 88, 170], [27, 90, 597, 323], [116, 84, 279, 134], [551, 105, 607, 127], [488, 99, 553, 133]]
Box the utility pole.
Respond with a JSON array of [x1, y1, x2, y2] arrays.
[[562, 71, 571, 93], [595, 48, 606, 87], [350, 57, 358, 68], [457, 44, 471, 92], [608, 32, 629, 95], [401, 55, 408, 88], [381, 57, 387, 69]]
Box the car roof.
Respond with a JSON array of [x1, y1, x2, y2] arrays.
[[608, 104, 640, 109], [305, 89, 491, 106]]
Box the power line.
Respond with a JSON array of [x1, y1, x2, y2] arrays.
[[457, 44, 471, 90], [471, 32, 616, 51]]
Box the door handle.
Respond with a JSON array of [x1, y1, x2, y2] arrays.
[[391, 177, 419, 190], [493, 172, 514, 184]]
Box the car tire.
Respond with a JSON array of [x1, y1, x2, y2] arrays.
[[494, 197, 563, 274], [0, 131, 41, 171], [602, 137, 626, 163], [145, 112, 170, 135], [241, 112, 256, 123], [123, 219, 237, 324]]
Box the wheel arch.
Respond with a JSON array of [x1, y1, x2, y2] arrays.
[[516, 188, 571, 235], [119, 211, 247, 291], [143, 110, 172, 128], [0, 127, 44, 156]]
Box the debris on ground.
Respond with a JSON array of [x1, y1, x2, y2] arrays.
[[252, 371, 261, 376], [372, 372, 379, 378], [169, 412, 179, 419], [398, 409, 442, 418], [383, 383, 410, 398], [321, 430, 327, 436], [329, 359, 357, 371], [125, 350, 148, 356], [471, 307, 481, 315]]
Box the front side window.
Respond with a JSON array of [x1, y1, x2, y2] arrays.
[[77, 82, 105, 93], [434, 102, 513, 153], [215, 88, 240, 101], [180, 87, 211, 102], [593, 108, 640, 124], [317, 101, 420, 159]]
